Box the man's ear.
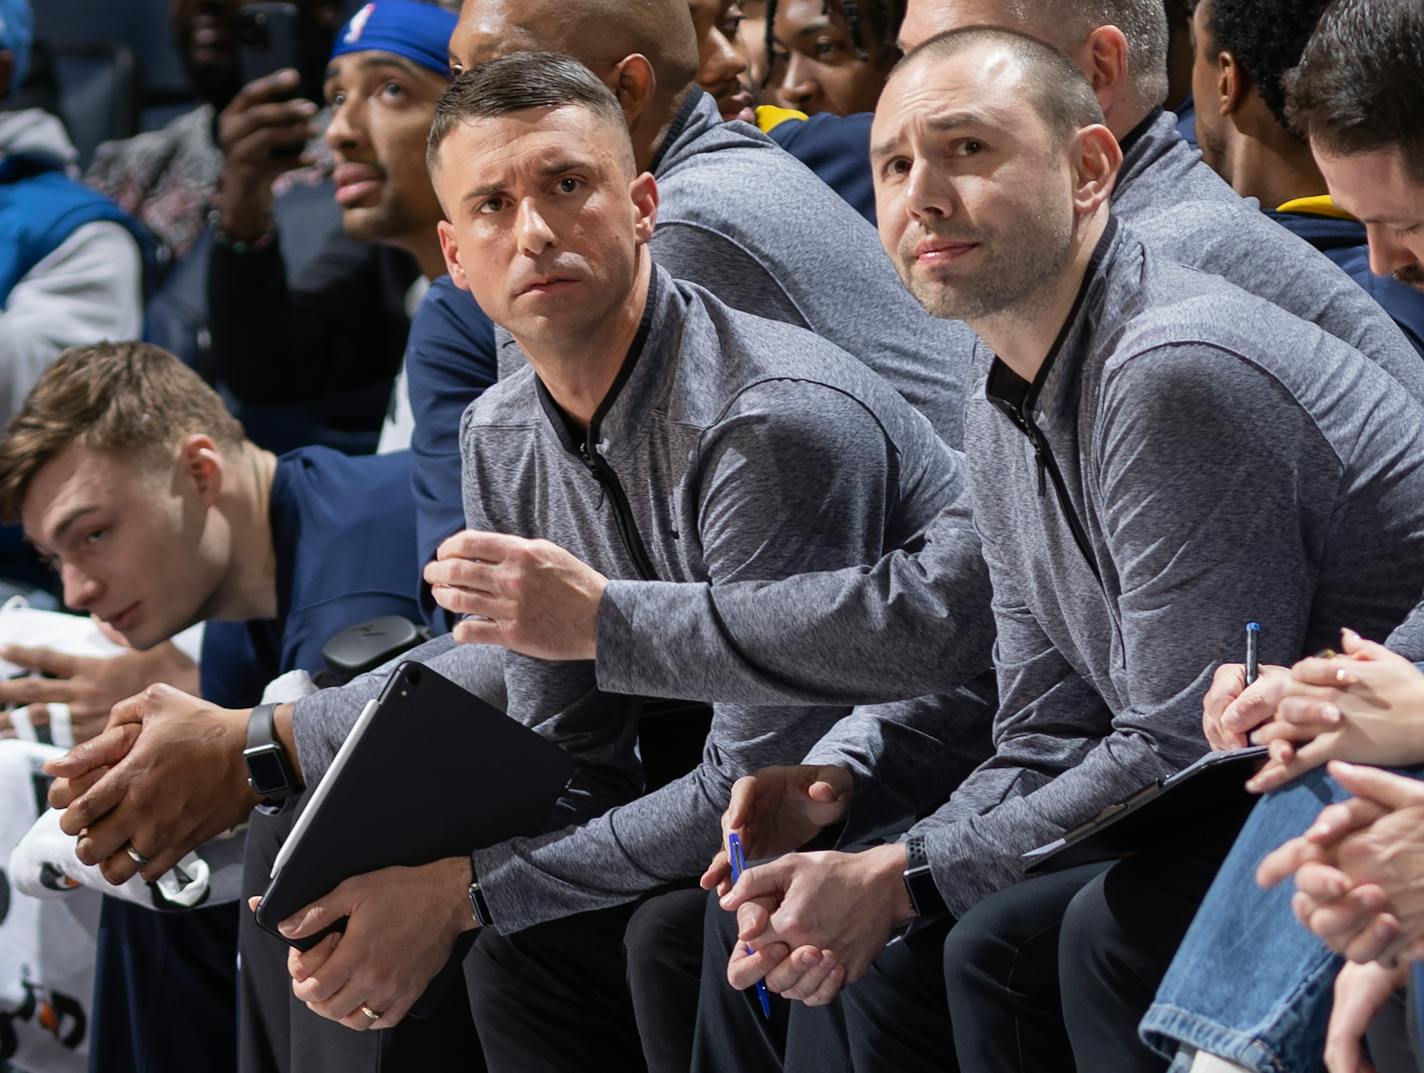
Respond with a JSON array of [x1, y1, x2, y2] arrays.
[[609, 54, 657, 129], [437, 219, 470, 292], [177, 435, 224, 507], [1070, 124, 1123, 216], [630, 172, 660, 244], [1214, 49, 1246, 117], [1075, 26, 1131, 116]]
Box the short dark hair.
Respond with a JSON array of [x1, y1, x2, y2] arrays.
[[901, 26, 1106, 145], [1206, 0, 1328, 132], [426, 52, 631, 176], [0, 342, 247, 522], [1284, 0, 1424, 178]]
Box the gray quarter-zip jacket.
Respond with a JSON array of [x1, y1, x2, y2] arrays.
[[588, 106, 1424, 709], [806, 219, 1424, 913], [459, 265, 964, 932]]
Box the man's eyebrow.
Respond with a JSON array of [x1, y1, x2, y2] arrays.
[[537, 157, 598, 178], [325, 53, 425, 84], [870, 110, 991, 160], [793, 18, 835, 38], [47, 503, 99, 544]]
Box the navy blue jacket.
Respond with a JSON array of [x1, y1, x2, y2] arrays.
[[1268, 208, 1424, 356], [200, 446, 421, 706], [404, 277, 498, 631]]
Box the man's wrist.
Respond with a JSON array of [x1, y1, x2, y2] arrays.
[[216, 181, 276, 244], [445, 856, 482, 934], [866, 842, 915, 925]]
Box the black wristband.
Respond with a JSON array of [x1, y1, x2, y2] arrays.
[[243, 703, 301, 805], [468, 854, 495, 928]]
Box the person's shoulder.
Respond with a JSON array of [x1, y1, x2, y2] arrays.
[[673, 279, 922, 424]]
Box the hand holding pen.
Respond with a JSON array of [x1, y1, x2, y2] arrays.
[[728, 832, 774, 1019]]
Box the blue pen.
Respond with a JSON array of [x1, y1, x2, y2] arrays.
[[1245, 622, 1261, 686], [728, 832, 773, 1020]]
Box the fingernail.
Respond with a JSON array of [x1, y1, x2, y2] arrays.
[[1322, 704, 1341, 723], [720, 893, 734, 908], [1342, 628, 1360, 641], [798, 949, 821, 967], [278, 921, 297, 937], [1309, 823, 1332, 839], [1222, 710, 1241, 729]]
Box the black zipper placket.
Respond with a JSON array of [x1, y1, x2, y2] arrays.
[[992, 397, 1102, 585], [577, 434, 659, 581]]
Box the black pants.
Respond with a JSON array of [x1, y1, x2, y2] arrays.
[[1058, 817, 1247, 1073], [624, 886, 708, 1073], [239, 807, 481, 1073], [463, 901, 646, 1073]]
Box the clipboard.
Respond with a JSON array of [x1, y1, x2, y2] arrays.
[[253, 659, 575, 1011], [1022, 746, 1267, 874]]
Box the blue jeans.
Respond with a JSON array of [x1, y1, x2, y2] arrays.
[[1140, 768, 1348, 1073]]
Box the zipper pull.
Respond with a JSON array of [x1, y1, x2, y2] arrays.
[[578, 441, 600, 475]]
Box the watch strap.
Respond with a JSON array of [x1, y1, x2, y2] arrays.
[[246, 702, 277, 753], [468, 854, 495, 928]]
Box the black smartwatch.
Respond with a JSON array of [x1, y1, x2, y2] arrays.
[[468, 855, 495, 928], [243, 703, 302, 805], [900, 835, 948, 935]]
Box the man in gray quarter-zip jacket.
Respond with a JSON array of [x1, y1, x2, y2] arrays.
[[694, 31, 1424, 1073], [450, 0, 1424, 713], [279, 55, 981, 1072]]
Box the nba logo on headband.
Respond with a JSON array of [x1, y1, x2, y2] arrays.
[[344, 3, 376, 44]]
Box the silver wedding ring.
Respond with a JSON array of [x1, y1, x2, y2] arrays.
[[125, 844, 151, 867], [360, 1004, 383, 1022]]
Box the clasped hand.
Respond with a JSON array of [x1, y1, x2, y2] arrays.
[[701, 763, 916, 1006], [43, 683, 255, 885]]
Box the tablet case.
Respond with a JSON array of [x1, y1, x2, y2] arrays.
[[253, 659, 575, 1011], [1021, 746, 1267, 874]]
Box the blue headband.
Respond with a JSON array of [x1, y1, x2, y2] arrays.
[[329, 1, 458, 78], [0, 0, 32, 94]]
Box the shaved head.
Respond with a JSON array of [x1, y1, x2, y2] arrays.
[[899, 0, 1169, 109], [896, 26, 1104, 146], [452, 0, 699, 92]]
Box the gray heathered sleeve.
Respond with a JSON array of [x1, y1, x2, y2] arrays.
[[1386, 600, 1424, 661], [471, 381, 913, 931], [798, 671, 998, 845], [910, 347, 1332, 914], [595, 491, 995, 706], [290, 635, 505, 784]]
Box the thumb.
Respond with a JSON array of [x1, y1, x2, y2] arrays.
[[1328, 762, 1424, 812], [807, 766, 852, 802], [280, 881, 357, 939], [1338, 629, 1391, 662]]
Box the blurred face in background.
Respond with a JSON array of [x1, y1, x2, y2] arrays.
[[768, 0, 899, 116], [170, 0, 344, 108], [690, 0, 755, 121]]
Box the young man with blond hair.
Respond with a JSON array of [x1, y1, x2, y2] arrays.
[[0, 340, 420, 1073]]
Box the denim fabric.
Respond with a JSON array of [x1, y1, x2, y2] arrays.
[[1140, 769, 1349, 1073]]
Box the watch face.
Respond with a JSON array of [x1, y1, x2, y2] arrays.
[[245, 745, 290, 795]]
